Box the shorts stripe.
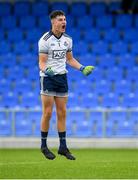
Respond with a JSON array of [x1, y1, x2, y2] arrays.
[[40, 91, 68, 97]]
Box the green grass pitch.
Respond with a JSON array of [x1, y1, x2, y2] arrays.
[[0, 148, 138, 179]]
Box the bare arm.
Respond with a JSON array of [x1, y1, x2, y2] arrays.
[[39, 53, 48, 71], [66, 51, 82, 70]]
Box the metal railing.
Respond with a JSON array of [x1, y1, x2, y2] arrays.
[[0, 107, 138, 137]]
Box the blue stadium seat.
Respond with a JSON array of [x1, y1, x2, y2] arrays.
[[88, 112, 103, 137], [0, 29, 5, 41], [118, 120, 135, 137], [1, 54, 16, 67], [2, 94, 17, 108], [115, 15, 133, 29], [1, 16, 16, 29], [81, 96, 99, 108], [73, 41, 88, 56], [106, 112, 133, 137], [14, 1, 31, 16], [0, 41, 11, 54], [19, 54, 37, 67], [123, 28, 138, 43], [73, 81, 92, 93], [66, 111, 86, 136], [27, 111, 41, 136], [51, 2, 68, 14], [28, 112, 41, 124], [88, 67, 103, 81], [15, 111, 27, 121], [79, 54, 96, 66], [0, 119, 12, 136], [76, 120, 92, 137], [16, 80, 31, 94], [123, 95, 138, 108], [108, 2, 121, 13], [0, 79, 11, 96], [0, 112, 7, 120], [0, 2, 11, 16], [32, 2, 48, 16], [15, 119, 32, 136], [77, 16, 94, 30], [106, 68, 122, 81], [92, 41, 108, 55], [48, 111, 57, 137], [131, 82, 138, 94], [31, 43, 38, 55], [19, 16, 36, 30], [25, 28, 43, 43], [67, 28, 81, 42], [28, 68, 39, 80], [106, 119, 117, 137], [108, 111, 127, 122], [38, 16, 51, 30], [20, 93, 41, 108], [67, 70, 83, 81], [66, 15, 76, 29], [7, 28, 24, 43], [95, 81, 111, 95], [127, 68, 138, 81], [67, 111, 86, 122], [84, 29, 101, 43], [13, 41, 30, 55], [7, 67, 25, 81], [111, 41, 128, 55], [115, 81, 131, 95], [90, 2, 106, 16], [118, 54, 135, 69], [67, 94, 80, 108], [98, 54, 116, 68], [71, 2, 87, 17], [103, 94, 119, 108], [134, 15, 138, 27], [103, 28, 120, 43], [130, 112, 138, 136], [96, 15, 113, 29], [130, 42, 138, 54]]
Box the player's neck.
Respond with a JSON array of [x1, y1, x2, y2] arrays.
[[51, 29, 62, 38]]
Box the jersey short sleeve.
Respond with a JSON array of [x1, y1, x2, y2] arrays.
[[67, 38, 72, 52], [38, 38, 48, 54]]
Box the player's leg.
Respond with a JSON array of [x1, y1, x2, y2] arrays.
[[55, 96, 67, 132], [41, 95, 54, 132], [54, 96, 75, 160], [40, 95, 56, 160]]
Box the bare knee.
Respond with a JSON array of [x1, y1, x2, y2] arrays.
[[57, 108, 66, 120], [42, 109, 52, 121]]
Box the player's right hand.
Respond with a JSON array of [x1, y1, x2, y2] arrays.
[[44, 67, 54, 76]]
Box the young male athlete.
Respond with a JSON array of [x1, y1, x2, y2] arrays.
[[38, 10, 94, 160]]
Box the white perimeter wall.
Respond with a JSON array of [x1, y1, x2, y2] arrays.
[[1, 138, 138, 149]]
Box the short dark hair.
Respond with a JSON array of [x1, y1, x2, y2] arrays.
[[49, 10, 65, 20]]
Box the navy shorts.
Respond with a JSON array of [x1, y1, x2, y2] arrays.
[[40, 74, 68, 97]]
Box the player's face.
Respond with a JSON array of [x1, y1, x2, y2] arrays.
[[53, 15, 66, 33]]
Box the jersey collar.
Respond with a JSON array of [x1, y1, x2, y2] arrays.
[[50, 30, 63, 39]]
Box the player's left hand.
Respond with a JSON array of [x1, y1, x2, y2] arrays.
[[80, 66, 95, 76]]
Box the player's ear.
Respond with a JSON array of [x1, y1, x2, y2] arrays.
[[51, 19, 54, 26]]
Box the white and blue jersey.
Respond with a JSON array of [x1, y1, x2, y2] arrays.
[[38, 30, 72, 76]]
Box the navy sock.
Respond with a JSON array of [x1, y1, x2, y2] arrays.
[[41, 131, 48, 149], [58, 131, 67, 149]]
